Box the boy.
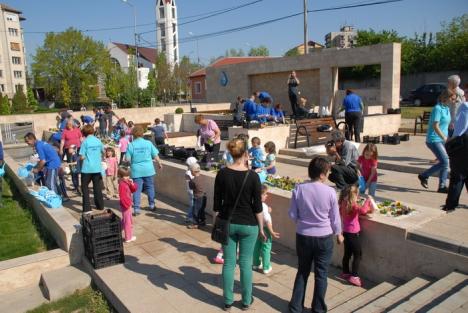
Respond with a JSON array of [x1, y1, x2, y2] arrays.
[[185, 157, 198, 224], [187, 163, 206, 229], [249, 137, 264, 171]]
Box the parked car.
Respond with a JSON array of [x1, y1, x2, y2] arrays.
[[408, 83, 447, 106]]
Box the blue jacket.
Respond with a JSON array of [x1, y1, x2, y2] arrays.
[[243, 99, 257, 120], [343, 93, 363, 113]]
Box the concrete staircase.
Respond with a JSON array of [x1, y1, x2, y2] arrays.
[[0, 265, 91, 313], [328, 271, 467, 313]]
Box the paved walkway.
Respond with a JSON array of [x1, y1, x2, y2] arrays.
[[65, 195, 369, 313]]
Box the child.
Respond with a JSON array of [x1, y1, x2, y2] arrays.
[[185, 157, 198, 224], [126, 121, 134, 141], [68, 145, 80, 195], [249, 137, 264, 171], [187, 163, 206, 229], [118, 167, 137, 242], [104, 147, 118, 199], [339, 185, 375, 287], [118, 130, 129, 165], [253, 185, 280, 274], [151, 118, 168, 146], [357, 143, 378, 197], [263, 141, 277, 175]]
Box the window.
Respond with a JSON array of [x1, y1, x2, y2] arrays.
[[194, 82, 202, 94], [0, 85, 4, 92], [8, 28, 18, 36], [12, 56, 21, 64], [174, 49, 178, 63], [10, 42, 20, 51], [0, 70, 3, 78], [159, 7, 165, 18], [15, 84, 23, 92], [172, 8, 176, 19], [6, 14, 17, 22], [161, 41, 166, 52], [13, 71, 22, 78], [173, 34, 177, 47], [172, 23, 176, 33], [159, 23, 165, 37]]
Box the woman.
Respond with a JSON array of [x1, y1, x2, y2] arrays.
[[418, 89, 455, 193], [288, 156, 343, 313], [125, 126, 162, 215], [288, 71, 300, 117], [60, 119, 82, 161], [213, 138, 265, 311], [342, 89, 364, 143], [195, 114, 221, 163], [79, 125, 104, 213]]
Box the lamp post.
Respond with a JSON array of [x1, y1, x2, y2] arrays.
[[121, 0, 139, 107], [188, 32, 199, 65]]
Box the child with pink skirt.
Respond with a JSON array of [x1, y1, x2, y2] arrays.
[[118, 167, 138, 242]]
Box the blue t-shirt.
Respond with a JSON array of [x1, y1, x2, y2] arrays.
[[243, 99, 257, 119], [427, 104, 451, 143], [151, 125, 166, 139], [271, 108, 284, 119], [249, 146, 264, 168], [256, 105, 271, 122], [454, 102, 468, 137], [126, 138, 159, 178], [258, 92, 273, 104], [82, 116, 94, 124], [343, 93, 363, 113], [79, 135, 104, 173], [35, 141, 61, 170]]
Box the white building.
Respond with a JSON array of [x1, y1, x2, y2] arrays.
[[107, 42, 157, 89], [325, 26, 357, 49], [0, 4, 27, 98], [156, 0, 179, 66]]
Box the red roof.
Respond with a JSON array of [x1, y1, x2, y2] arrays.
[[112, 42, 158, 64], [190, 57, 272, 78]]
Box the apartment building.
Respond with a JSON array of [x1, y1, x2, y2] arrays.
[[325, 26, 357, 49], [0, 4, 27, 98]]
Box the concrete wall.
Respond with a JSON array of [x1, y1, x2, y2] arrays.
[[206, 43, 401, 112], [155, 160, 468, 282], [228, 125, 291, 149]]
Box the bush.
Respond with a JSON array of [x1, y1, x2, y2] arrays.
[[0, 94, 11, 115], [175, 107, 184, 114], [11, 91, 32, 114]]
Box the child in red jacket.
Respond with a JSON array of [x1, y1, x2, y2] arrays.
[[118, 167, 138, 243]]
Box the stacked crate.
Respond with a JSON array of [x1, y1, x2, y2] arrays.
[[82, 209, 124, 269]]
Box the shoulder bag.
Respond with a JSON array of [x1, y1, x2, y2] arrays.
[[211, 170, 250, 245]]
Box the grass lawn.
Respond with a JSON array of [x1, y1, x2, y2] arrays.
[[27, 287, 111, 313], [401, 106, 433, 119], [0, 178, 56, 261]]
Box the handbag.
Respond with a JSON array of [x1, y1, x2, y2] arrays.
[[211, 171, 250, 245]]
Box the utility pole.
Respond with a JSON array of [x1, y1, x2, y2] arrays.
[[303, 0, 308, 55], [122, 0, 139, 107]]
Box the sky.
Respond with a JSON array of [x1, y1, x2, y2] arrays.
[[5, 0, 467, 66]]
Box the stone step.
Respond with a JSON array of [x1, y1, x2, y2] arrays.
[[327, 284, 367, 310], [40, 265, 91, 301], [329, 281, 396, 313], [427, 284, 468, 313], [388, 271, 468, 313], [355, 276, 432, 313], [0, 285, 48, 313]]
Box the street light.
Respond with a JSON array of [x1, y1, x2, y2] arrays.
[[121, 0, 139, 107], [188, 32, 199, 65]]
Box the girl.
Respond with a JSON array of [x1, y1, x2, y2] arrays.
[[357, 143, 378, 197], [126, 121, 135, 141], [104, 147, 118, 199], [68, 144, 81, 195], [253, 185, 280, 274], [118, 130, 129, 165], [118, 167, 137, 242], [263, 141, 277, 175], [339, 185, 374, 287]]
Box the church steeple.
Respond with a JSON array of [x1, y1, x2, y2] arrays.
[[156, 0, 179, 65]]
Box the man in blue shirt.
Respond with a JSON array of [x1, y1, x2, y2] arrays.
[[444, 101, 468, 212], [24, 132, 63, 196], [80, 115, 95, 125], [341, 89, 364, 142], [243, 93, 258, 121]]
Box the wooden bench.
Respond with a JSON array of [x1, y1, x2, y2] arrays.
[[414, 111, 431, 135], [293, 117, 347, 148]]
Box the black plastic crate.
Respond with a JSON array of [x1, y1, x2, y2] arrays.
[[81, 210, 122, 239], [87, 249, 125, 269], [83, 233, 123, 255], [399, 134, 410, 141]]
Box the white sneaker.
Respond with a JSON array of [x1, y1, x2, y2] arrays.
[[252, 264, 263, 271], [263, 267, 272, 274], [125, 236, 137, 243]]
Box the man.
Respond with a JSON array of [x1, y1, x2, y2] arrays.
[[443, 101, 468, 212], [24, 132, 63, 195], [447, 75, 466, 137], [93, 108, 106, 137], [80, 115, 95, 126], [341, 89, 364, 143], [233, 96, 244, 125], [326, 131, 359, 190], [243, 93, 258, 122], [104, 105, 120, 137]]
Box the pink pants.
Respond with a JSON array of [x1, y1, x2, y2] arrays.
[[121, 207, 133, 241]]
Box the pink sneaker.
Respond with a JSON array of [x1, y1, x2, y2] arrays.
[[213, 256, 224, 264], [339, 273, 351, 280], [348, 276, 362, 287]]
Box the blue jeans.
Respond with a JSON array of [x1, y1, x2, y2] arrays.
[[187, 192, 194, 220], [364, 182, 377, 197], [133, 176, 155, 213], [192, 195, 206, 225], [289, 234, 333, 313], [421, 142, 449, 188]]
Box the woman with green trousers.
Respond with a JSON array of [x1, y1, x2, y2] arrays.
[[214, 138, 265, 311]]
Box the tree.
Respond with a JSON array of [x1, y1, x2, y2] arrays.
[[225, 48, 245, 57], [248, 45, 269, 56], [284, 47, 300, 57], [11, 91, 30, 114], [0, 94, 10, 115], [61, 80, 72, 107], [26, 88, 39, 111], [174, 56, 201, 99], [32, 28, 111, 103]]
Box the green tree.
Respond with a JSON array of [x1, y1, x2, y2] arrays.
[[26, 88, 39, 111], [11, 91, 30, 114], [248, 45, 269, 56], [32, 28, 111, 103], [284, 47, 300, 57], [61, 80, 72, 107], [0, 94, 10, 115], [225, 48, 245, 57], [154, 53, 175, 102]]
